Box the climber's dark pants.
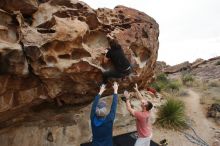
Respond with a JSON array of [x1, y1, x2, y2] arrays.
[[103, 68, 131, 84]]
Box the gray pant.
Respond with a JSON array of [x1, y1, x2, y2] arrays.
[[135, 134, 152, 146]]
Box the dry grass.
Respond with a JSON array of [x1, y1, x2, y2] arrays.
[[194, 79, 220, 108], [178, 89, 189, 97], [208, 80, 220, 87]]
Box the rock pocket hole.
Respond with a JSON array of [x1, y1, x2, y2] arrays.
[[126, 40, 131, 43], [58, 54, 71, 59], [37, 29, 56, 33], [121, 24, 131, 29], [45, 55, 57, 63], [47, 132, 53, 142], [71, 48, 91, 60], [118, 10, 123, 13], [53, 10, 79, 18]]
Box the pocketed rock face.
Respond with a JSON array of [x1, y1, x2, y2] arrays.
[[0, 0, 159, 127], [0, 10, 39, 115], [0, 0, 38, 15]]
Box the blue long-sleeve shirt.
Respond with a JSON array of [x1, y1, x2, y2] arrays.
[[90, 94, 118, 146]]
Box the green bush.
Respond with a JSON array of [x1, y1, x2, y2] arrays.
[[156, 73, 168, 83], [149, 82, 161, 92], [149, 81, 168, 92], [156, 98, 187, 129], [181, 74, 194, 85], [150, 74, 182, 93], [166, 81, 181, 92], [149, 73, 169, 92], [215, 61, 220, 65]]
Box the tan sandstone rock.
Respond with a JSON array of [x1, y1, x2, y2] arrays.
[[0, 0, 159, 128], [0, 0, 38, 15]]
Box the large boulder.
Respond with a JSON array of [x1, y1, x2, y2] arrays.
[[0, 10, 42, 114], [0, 0, 159, 127]]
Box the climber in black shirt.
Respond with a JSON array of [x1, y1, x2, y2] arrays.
[[102, 39, 131, 84]]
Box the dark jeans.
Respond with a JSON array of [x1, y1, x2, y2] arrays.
[[103, 69, 131, 84]]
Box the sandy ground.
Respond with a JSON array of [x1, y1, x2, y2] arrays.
[[0, 89, 219, 146], [152, 89, 220, 146]]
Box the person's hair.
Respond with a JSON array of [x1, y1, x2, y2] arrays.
[[95, 101, 107, 117], [145, 101, 153, 111], [96, 107, 107, 117], [109, 40, 121, 50]]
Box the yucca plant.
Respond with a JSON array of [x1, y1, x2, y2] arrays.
[[156, 98, 187, 130]]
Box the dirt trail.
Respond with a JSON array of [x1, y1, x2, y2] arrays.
[[153, 89, 219, 146], [182, 89, 219, 145]]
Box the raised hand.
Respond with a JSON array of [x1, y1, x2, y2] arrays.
[[141, 99, 147, 105], [133, 83, 138, 91], [123, 90, 130, 99], [99, 84, 106, 95], [113, 82, 119, 94]]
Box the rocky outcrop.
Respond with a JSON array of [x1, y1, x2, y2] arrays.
[[158, 56, 220, 80], [191, 57, 220, 80], [155, 61, 169, 75], [0, 0, 159, 128], [191, 58, 206, 69], [164, 61, 191, 74]]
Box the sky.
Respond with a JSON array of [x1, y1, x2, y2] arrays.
[[82, 0, 220, 65]]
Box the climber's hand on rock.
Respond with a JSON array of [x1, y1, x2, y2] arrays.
[[99, 84, 106, 95], [113, 82, 119, 94]]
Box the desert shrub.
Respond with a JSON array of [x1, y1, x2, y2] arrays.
[[208, 81, 220, 87], [150, 74, 182, 93], [178, 89, 189, 96], [149, 81, 168, 92], [149, 82, 162, 92], [181, 73, 194, 85], [156, 73, 169, 83], [215, 61, 220, 65], [149, 73, 168, 92], [166, 81, 181, 92], [212, 97, 220, 104], [195, 79, 209, 90], [200, 96, 207, 105], [156, 98, 187, 129], [200, 95, 220, 105]]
